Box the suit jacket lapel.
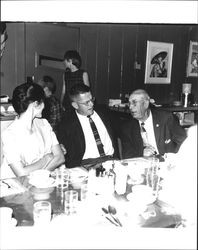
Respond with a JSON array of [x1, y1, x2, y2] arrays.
[[151, 110, 161, 147]]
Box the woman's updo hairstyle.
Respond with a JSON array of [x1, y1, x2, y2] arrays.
[[12, 82, 45, 115]]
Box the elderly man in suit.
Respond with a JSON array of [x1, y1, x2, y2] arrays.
[[120, 89, 187, 159], [57, 84, 115, 168]]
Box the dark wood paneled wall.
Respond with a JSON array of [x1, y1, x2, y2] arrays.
[[77, 23, 198, 105], [1, 23, 198, 105]]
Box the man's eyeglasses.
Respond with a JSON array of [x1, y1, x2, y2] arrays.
[[77, 97, 95, 106], [129, 99, 144, 106]]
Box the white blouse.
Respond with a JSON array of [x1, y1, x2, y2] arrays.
[[1, 117, 59, 178]]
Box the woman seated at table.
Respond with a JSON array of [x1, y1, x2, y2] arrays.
[[1, 82, 65, 178]]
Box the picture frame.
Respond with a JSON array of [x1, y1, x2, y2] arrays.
[[144, 41, 173, 84], [35, 52, 65, 71], [186, 41, 198, 77]]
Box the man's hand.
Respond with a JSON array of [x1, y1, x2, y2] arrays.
[[143, 145, 157, 157]]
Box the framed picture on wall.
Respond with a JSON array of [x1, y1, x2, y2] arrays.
[[144, 41, 173, 84], [186, 41, 198, 77]]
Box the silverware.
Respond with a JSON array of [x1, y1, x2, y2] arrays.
[[1, 180, 11, 188], [105, 215, 119, 227], [102, 206, 122, 227]]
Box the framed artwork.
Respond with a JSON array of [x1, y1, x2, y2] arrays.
[[35, 52, 65, 71], [144, 41, 173, 84], [186, 41, 198, 77]]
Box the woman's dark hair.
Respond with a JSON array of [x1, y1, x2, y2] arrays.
[[12, 82, 45, 115], [64, 50, 82, 68]]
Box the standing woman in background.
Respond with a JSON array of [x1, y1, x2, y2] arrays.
[[61, 50, 90, 111], [1, 82, 65, 178]]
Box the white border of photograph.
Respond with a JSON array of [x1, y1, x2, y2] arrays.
[[144, 41, 173, 84], [186, 41, 198, 77]]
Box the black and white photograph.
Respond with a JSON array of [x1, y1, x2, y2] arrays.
[[0, 1, 197, 249]]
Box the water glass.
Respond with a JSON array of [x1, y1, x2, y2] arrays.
[[146, 157, 160, 196], [33, 201, 51, 226], [80, 183, 88, 201], [114, 161, 127, 195], [56, 171, 69, 191], [64, 190, 78, 215]]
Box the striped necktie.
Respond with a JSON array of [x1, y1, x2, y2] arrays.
[[87, 115, 105, 157]]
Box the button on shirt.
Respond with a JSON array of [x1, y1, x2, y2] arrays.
[[139, 112, 159, 154], [76, 111, 114, 159]]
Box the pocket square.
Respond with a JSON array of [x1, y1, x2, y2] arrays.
[[165, 139, 171, 144]]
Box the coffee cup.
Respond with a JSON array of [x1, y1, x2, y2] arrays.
[[0, 207, 13, 223], [29, 169, 50, 183]]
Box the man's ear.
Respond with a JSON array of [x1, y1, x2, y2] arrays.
[[71, 101, 78, 110], [144, 99, 150, 109]]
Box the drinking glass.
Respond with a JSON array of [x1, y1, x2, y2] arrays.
[[33, 201, 51, 226], [80, 182, 88, 201], [56, 171, 69, 191], [64, 190, 78, 215], [145, 157, 160, 196]]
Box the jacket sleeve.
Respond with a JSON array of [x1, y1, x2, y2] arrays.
[[166, 113, 187, 153], [120, 121, 143, 159]]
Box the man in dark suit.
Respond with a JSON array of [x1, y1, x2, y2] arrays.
[[57, 84, 115, 168], [120, 89, 187, 159]]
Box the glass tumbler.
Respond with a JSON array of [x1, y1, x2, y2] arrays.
[[64, 190, 78, 215], [33, 201, 51, 226]]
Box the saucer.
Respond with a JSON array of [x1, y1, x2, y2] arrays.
[[29, 177, 55, 188]]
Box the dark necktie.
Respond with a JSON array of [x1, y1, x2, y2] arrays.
[[87, 115, 105, 157], [140, 122, 148, 146]]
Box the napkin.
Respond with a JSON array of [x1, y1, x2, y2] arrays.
[[0, 179, 26, 197]]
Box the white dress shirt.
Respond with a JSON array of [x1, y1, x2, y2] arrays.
[[76, 111, 114, 159], [139, 112, 159, 154]]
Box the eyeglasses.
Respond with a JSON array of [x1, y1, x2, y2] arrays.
[[77, 97, 95, 106], [129, 99, 144, 106]]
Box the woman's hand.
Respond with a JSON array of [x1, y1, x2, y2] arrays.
[[60, 144, 67, 155]]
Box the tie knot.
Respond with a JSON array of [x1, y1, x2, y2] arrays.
[[141, 122, 145, 126]]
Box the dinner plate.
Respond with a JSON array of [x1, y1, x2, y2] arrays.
[[126, 192, 156, 205], [29, 177, 55, 188], [122, 157, 150, 164]]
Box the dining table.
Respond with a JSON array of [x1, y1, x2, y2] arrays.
[[0, 158, 195, 250], [0, 158, 182, 227]]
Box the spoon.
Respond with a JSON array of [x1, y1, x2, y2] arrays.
[[1, 180, 11, 188]]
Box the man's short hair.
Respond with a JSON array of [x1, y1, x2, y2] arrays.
[[69, 84, 90, 101], [131, 89, 150, 101]]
